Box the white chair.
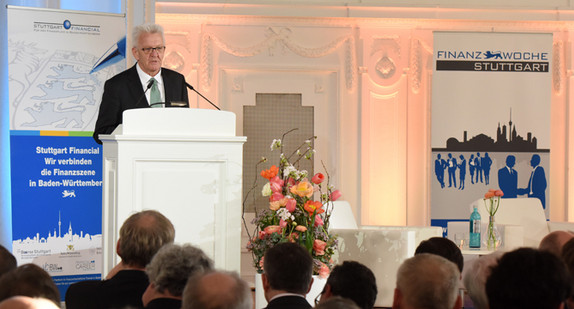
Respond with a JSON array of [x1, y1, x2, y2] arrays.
[[333, 225, 442, 307]]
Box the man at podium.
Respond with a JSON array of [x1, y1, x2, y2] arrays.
[[93, 23, 189, 144]]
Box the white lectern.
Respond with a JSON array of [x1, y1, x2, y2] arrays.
[[100, 109, 246, 276]]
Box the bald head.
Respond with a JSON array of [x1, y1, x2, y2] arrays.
[[0, 296, 59, 309], [394, 253, 461, 309], [182, 271, 252, 309], [539, 230, 574, 257]]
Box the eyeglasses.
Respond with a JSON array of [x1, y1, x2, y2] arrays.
[[140, 46, 166, 54]]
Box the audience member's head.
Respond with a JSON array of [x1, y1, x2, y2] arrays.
[[319, 261, 377, 309], [486, 248, 569, 309], [392, 253, 461, 309], [262, 242, 313, 298], [316, 296, 361, 309], [462, 252, 501, 309], [182, 270, 252, 309], [0, 264, 60, 306], [560, 238, 574, 309], [142, 243, 214, 306], [539, 230, 574, 257], [0, 296, 59, 309], [415, 237, 464, 273], [0, 245, 17, 277], [118, 209, 175, 268]]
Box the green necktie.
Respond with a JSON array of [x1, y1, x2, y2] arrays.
[[149, 77, 161, 107]]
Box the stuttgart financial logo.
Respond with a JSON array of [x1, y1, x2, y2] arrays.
[[33, 19, 100, 35], [435, 50, 549, 73]]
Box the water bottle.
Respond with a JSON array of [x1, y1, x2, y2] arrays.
[[469, 205, 481, 248]]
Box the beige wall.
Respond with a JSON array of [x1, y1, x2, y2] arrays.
[[153, 2, 574, 227]]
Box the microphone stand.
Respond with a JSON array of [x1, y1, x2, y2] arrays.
[[185, 82, 220, 111]]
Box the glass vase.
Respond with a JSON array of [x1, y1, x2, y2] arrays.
[[484, 215, 502, 250]]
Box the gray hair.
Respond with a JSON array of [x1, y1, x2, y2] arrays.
[[146, 243, 213, 296], [396, 253, 460, 309], [462, 252, 501, 309], [132, 23, 165, 48], [182, 270, 252, 309]]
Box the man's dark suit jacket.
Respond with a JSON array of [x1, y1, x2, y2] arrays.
[[65, 269, 149, 309], [264, 295, 312, 309], [93, 64, 189, 144], [145, 298, 181, 309]]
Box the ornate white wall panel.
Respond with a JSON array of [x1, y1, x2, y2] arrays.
[[157, 8, 574, 229]]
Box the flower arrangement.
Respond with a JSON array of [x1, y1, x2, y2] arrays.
[[483, 189, 504, 249], [244, 130, 340, 278]]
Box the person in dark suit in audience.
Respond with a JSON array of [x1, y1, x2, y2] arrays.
[[317, 261, 377, 309], [0, 244, 16, 278], [142, 243, 213, 309], [93, 23, 189, 144], [392, 254, 462, 309], [0, 264, 60, 307], [262, 242, 314, 309], [498, 155, 518, 198], [182, 270, 252, 309], [486, 248, 569, 309], [65, 210, 175, 309], [560, 238, 574, 309], [415, 237, 463, 273]]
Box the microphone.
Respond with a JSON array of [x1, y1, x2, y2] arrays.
[[185, 82, 220, 111], [148, 101, 189, 108], [136, 79, 154, 108]]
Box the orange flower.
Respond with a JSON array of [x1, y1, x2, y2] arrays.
[[264, 225, 282, 235], [318, 262, 330, 278], [290, 180, 314, 198], [261, 165, 279, 180], [295, 225, 307, 232], [484, 191, 495, 199], [304, 200, 324, 215], [313, 239, 327, 255]]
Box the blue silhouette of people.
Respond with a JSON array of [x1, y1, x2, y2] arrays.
[[498, 155, 518, 198], [482, 152, 493, 185], [458, 154, 466, 190], [475, 152, 483, 183], [518, 154, 547, 209], [435, 154, 447, 188], [447, 153, 457, 188], [469, 154, 476, 184]]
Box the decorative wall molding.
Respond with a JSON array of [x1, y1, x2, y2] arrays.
[[200, 27, 357, 90], [553, 40, 564, 95]]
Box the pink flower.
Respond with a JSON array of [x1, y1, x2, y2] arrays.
[[269, 192, 286, 210], [312, 173, 325, 184], [264, 225, 282, 235], [318, 262, 330, 278], [288, 232, 299, 242], [258, 231, 266, 239], [313, 239, 327, 255], [314, 215, 324, 227], [295, 225, 307, 232], [285, 198, 296, 212], [259, 256, 265, 268], [280, 219, 288, 229], [330, 190, 342, 201], [270, 176, 284, 193]]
